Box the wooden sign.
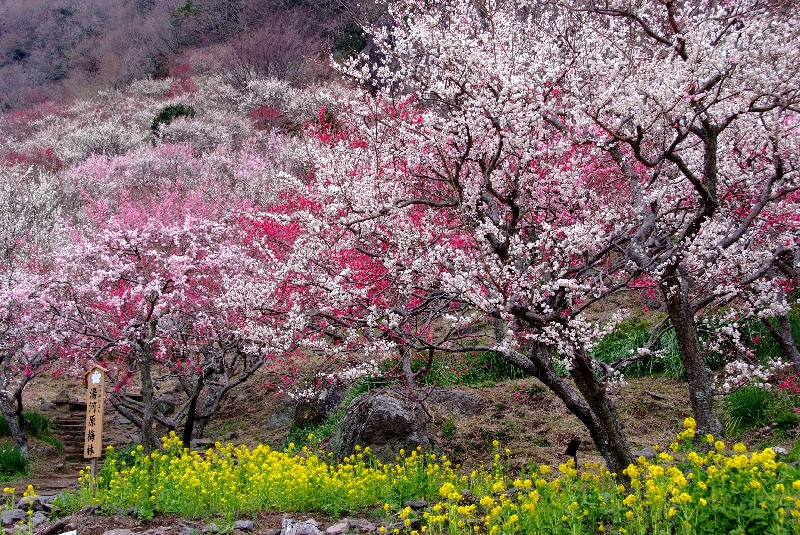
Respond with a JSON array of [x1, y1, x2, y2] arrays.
[[84, 366, 106, 459]]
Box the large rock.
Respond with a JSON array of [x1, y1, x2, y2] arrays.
[[154, 394, 176, 416], [265, 396, 299, 431], [267, 381, 350, 431], [1, 509, 26, 526], [293, 382, 349, 428], [331, 387, 431, 462]]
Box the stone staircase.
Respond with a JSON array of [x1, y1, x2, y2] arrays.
[[51, 398, 88, 462]]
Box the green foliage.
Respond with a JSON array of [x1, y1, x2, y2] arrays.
[[151, 104, 196, 137], [23, 411, 51, 437], [420, 352, 530, 387], [283, 414, 340, 451], [171, 0, 200, 25], [332, 24, 367, 59], [592, 319, 651, 368], [52, 62, 67, 82], [0, 444, 29, 480], [723, 386, 800, 433], [739, 310, 800, 363], [591, 319, 685, 379], [37, 435, 64, 453], [5, 46, 28, 62], [0, 411, 52, 438], [442, 417, 456, 438]]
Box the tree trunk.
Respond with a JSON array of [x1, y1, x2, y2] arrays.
[[770, 314, 800, 375], [182, 389, 200, 445], [569, 349, 634, 477], [189, 389, 216, 441], [0, 401, 27, 458], [139, 350, 156, 454], [662, 275, 723, 439], [503, 343, 635, 478]]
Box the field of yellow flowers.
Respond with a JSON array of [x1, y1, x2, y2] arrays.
[[58, 419, 799, 535]]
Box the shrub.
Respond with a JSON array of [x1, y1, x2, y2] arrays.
[[332, 24, 367, 60], [723, 385, 799, 433], [23, 411, 51, 437], [592, 319, 686, 379], [0, 445, 29, 480], [420, 352, 530, 387], [0, 411, 51, 437], [151, 104, 196, 137]]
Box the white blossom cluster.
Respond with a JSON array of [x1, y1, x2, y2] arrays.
[[718, 358, 792, 394], [287, 360, 382, 401]]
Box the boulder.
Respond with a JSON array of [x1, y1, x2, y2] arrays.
[[324, 521, 349, 535], [1, 509, 26, 526], [293, 382, 349, 429], [190, 438, 214, 450], [16, 495, 55, 511], [154, 394, 176, 416], [265, 396, 299, 431], [331, 387, 431, 462]]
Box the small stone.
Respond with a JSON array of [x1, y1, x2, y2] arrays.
[[190, 438, 214, 450], [177, 521, 201, 535], [102, 530, 137, 535], [234, 521, 254, 531], [403, 500, 427, 510], [31, 512, 46, 528], [264, 530, 281, 535], [460, 490, 477, 504], [17, 496, 52, 511], [282, 518, 322, 535], [203, 523, 219, 533], [78, 505, 100, 515], [324, 521, 349, 535], [773, 446, 789, 455], [347, 519, 375, 533], [635, 446, 657, 459]]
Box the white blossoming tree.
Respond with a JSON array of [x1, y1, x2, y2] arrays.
[[266, 0, 800, 471]]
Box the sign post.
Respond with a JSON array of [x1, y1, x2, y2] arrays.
[[84, 366, 106, 481]]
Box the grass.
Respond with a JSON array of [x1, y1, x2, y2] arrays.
[[419, 351, 531, 387], [0, 411, 63, 452], [591, 319, 685, 379], [722, 385, 800, 434], [593, 311, 800, 381], [0, 443, 29, 480]]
